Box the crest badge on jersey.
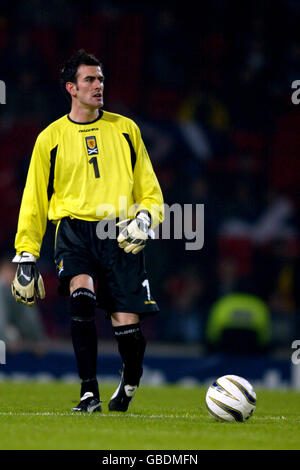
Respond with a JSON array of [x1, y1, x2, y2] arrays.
[[85, 136, 98, 155]]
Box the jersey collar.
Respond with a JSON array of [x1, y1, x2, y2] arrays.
[[67, 109, 103, 125]]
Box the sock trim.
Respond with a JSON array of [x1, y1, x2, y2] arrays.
[[113, 323, 140, 336]]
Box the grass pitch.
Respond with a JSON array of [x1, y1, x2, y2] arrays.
[[0, 381, 299, 450]]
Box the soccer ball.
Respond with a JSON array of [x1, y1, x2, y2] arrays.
[[205, 375, 256, 422]]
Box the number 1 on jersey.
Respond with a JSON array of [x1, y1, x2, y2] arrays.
[[89, 157, 100, 178], [142, 279, 151, 301]]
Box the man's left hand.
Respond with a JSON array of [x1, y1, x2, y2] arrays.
[[116, 211, 154, 254]]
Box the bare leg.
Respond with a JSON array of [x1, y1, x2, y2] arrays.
[[70, 274, 94, 295], [111, 311, 140, 327]]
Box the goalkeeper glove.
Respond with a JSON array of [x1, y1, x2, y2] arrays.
[[116, 211, 155, 254], [11, 252, 45, 306]]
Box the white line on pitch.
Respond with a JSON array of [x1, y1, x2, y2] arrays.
[[0, 411, 199, 419], [0, 412, 292, 421]]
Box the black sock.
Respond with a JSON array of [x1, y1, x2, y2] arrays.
[[71, 319, 99, 397], [113, 323, 146, 386], [80, 378, 99, 399], [70, 288, 99, 399]]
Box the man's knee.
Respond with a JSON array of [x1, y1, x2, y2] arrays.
[[70, 288, 96, 321], [111, 312, 140, 327], [70, 274, 94, 296]]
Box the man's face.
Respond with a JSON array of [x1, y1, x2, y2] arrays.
[[68, 64, 104, 108]]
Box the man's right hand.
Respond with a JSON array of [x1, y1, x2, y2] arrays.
[[11, 252, 45, 306]]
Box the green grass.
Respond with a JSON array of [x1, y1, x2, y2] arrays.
[[0, 381, 299, 450]]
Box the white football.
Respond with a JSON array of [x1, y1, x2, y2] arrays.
[[205, 375, 256, 422]]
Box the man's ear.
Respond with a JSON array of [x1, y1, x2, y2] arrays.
[[66, 81, 77, 97]]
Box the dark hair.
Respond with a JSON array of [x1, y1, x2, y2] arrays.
[[60, 49, 102, 102]]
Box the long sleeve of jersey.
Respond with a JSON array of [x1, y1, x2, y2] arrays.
[[14, 131, 52, 257], [131, 124, 164, 228]]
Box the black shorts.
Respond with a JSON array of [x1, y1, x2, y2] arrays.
[[54, 217, 159, 317]]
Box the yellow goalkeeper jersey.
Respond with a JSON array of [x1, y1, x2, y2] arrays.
[[15, 110, 164, 257]]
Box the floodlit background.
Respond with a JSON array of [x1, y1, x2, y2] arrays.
[[0, 1, 299, 387]]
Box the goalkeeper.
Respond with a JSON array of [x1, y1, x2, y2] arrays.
[[11, 49, 164, 413]]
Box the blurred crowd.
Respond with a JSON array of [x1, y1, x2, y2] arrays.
[[0, 1, 299, 352]]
